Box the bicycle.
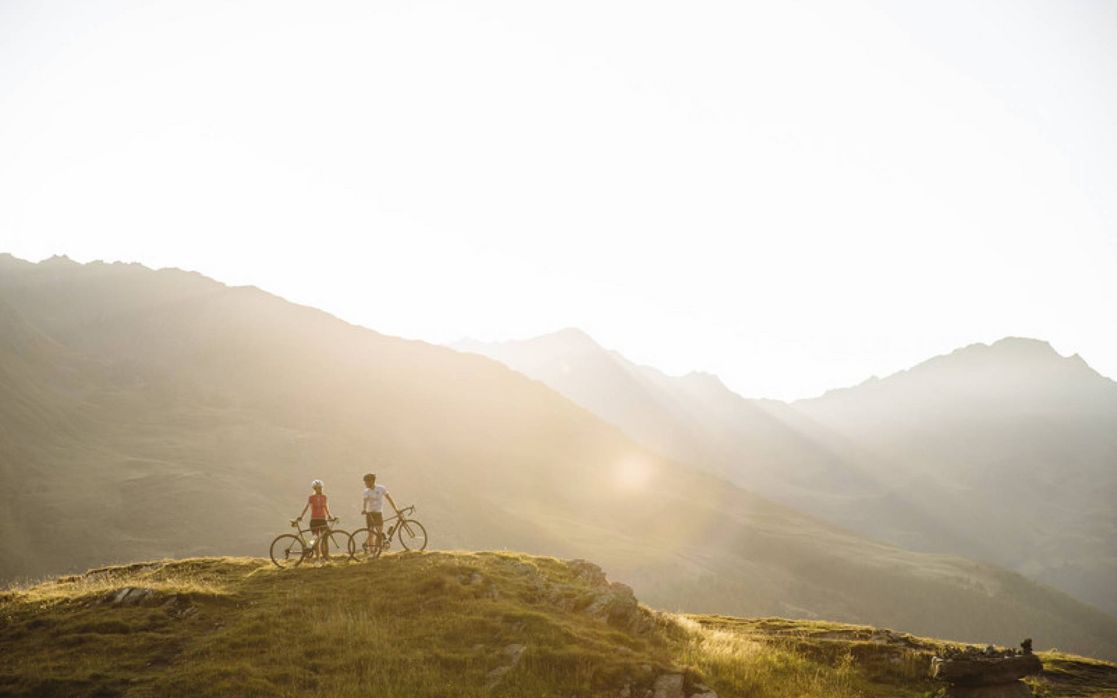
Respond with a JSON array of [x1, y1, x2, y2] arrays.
[[347, 506, 427, 561], [269, 517, 351, 569]]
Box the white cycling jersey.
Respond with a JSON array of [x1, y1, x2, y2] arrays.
[[363, 484, 389, 513]]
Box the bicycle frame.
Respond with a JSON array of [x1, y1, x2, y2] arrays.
[[291, 519, 340, 551], [359, 506, 415, 547], [378, 507, 416, 542]]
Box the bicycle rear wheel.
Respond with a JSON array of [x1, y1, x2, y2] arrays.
[[348, 527, 382, 561], [396, 519, 428, 551], [270, 533, 307, 569], [320, 530, 350, 562]]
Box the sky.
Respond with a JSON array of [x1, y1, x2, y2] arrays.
[[2, 0, 1115, 400]]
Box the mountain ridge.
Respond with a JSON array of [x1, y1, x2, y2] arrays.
[[3, 253, 1117, 660], [457, 328, 1117, 618]]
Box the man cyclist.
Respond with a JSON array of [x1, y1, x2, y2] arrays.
[[362, 473, 400, 552]]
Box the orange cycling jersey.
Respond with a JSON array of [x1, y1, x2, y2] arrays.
[[308, 494, 328, 519]]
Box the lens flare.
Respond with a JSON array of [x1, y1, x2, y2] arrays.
[[613, 457, 652, 492]]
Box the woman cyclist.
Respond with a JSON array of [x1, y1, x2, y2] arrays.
[[295, 479, 335, 562]]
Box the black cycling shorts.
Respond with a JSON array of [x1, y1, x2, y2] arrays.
[[365, 512, 384, 528], [309, 518, 328, 533]]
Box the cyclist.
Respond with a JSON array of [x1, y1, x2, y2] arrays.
[[296, 479, 335, 562], [361, 473, 400, 553]]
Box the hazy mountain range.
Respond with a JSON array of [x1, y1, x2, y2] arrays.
[[3, 253, 1117, 660], [454, 328, 1117, 617]]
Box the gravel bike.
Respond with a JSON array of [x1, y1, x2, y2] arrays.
[[269, 517, 351, 569], [348, 506, 427, 561]]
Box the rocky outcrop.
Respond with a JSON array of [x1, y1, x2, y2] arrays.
[[931, 642, 1042, 697], [566, 559, 652, 633], [489, 557, 654, 633], [608, 674, 717, 698], [103, 587, 156, 607]]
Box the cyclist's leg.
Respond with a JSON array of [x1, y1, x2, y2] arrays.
[[310, 519, 327, 559], [372, 512, 384, 549]]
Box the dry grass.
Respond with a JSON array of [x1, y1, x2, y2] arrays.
[[3, 557, 249, 605], [3, 553, 1116, 698], [663, 614, 938, 698]]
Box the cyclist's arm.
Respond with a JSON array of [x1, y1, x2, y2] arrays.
[[296, 502, 309, 520], [325, 502, 335, 520], [386, 492, 401, 514]]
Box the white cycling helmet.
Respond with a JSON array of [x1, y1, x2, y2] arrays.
[[311, 479, 324, 489]]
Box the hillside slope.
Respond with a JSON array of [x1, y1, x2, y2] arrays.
[[3, 553, 1116, 698], [456, 331, 1117, 616], [3, 254, 1117, 660], [795, 339, 1117, 614]]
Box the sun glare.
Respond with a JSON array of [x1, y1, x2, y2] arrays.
[[613, 457, 653, 492]]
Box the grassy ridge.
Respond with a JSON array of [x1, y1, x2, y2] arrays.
[[2, 552, 1116, 698]]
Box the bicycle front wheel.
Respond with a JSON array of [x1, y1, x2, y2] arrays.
[[397, 519, 428, 551], [270, 533, 307, 569], [348, 528, 382, 561], [321, 530, 350, 562]]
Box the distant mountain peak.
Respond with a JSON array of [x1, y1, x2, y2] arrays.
[[41, 254, 78, 266], [804, 336, 1112, 404], [931, 336, 1097, 372], [537, 326, 601, 348], [887, 337, 1062, 372], [983, 336, 1059, 357], [680, 370, 729, 391]]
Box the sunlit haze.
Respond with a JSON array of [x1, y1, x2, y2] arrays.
[[3, 0, 1115, 399]]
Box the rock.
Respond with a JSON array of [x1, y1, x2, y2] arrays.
[[107, 587, 156, 607], [586, 583, 639, 624], [485, 666, 511, 684], [502, 643, 526, 665], [568, 559, 608, 586], [941, 645, 1024, 661], [651, 674, 684, 698], [945, 684, 1033, 698], [689, 682, 717, 698], [578, 581, 653, 633], [932, 655, 1042, 686], [485, 644, 527, 691]]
